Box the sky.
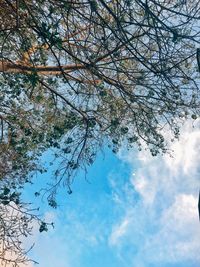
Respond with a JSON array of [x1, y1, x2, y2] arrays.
[[20, 119, 200, 267]]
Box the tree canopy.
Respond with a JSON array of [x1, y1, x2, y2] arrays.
[[0, 0, 200, 263], [1, 0, 200, 190]]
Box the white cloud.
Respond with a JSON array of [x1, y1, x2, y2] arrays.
[[16, 120, 200, 267], [165, 120, 200, 176], [109, 119, 200, 265], [26, 205, 109, 267], [142, 193, 200, 263], [26, 210, 72, 267], [109, 217, 131, 246]]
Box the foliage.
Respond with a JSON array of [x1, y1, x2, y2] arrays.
[[0, 0, 200, 208], [0, 0, 199, 191], [0, 186, 51, 267], [0, 0, 199, 189], [1, 0, 200, 264]]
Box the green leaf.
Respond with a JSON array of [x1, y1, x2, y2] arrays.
[[34, 192, 40, 197], [3, 188, 10, 195], [39, 222, 48, 233], [191, 114, 197, 120]]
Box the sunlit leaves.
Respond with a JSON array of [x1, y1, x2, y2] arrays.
[[0, 2, 200, 264], [0, 0, 200, 197]]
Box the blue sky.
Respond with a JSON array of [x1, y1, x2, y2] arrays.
[[21, 120, 200, 267]]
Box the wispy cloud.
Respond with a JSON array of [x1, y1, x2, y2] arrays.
[[27, 202, 112, 267], [19, 120, 200, 267], [109, 120, 200, 266], [109, 217, 130, 246]]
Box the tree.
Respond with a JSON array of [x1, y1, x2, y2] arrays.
[[0, 0, 200, 196], [0, 185, 52, 267], [1, 0, 200, 264]]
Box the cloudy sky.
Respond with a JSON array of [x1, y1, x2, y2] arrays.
[[21, 119, 200, 267]]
